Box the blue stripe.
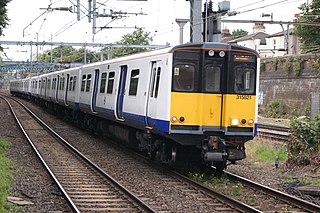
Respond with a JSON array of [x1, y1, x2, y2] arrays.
[[254, 123, 258, 137]]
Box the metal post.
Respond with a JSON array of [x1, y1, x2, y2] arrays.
[[77, 0, 80, 21], [100, 50, 104, 61], [36, 33, 39, 62], [189, 0, 202, 43], [108, 47, 112, 60], [83, 46, 87, 64], [212, 14, 222, 42], [92, 0, 96, 34], [88, 0, 92, 23], [30, 42, 33, 66], [60, 46, 63, 63], [50, 45, 53, 63], [175, 19, 189, 44]]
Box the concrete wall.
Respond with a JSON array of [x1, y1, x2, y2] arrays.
[[259, 54, 320, 116]]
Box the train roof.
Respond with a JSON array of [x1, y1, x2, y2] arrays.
[[170, 42, 259, 55], [13, 42, 259, 81]]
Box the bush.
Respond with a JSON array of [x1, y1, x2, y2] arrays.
[[287, 116, 320, 166], [267, 100, 281, 118]]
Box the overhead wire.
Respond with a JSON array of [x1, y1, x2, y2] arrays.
[[232, 0, 266, 11], [237, 0, 289, 14], [51, 0, 110, 40]]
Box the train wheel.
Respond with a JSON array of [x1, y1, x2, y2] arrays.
[[169, 145, 177, 167]]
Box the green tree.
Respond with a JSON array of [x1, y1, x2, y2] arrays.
[[294, 0, 320, 53], [0, 0, 10, 51], [231, 29, 249, 39], [39, 46, 82, 63], [110, 28, 153, 58], [38, 46, 102, 63]]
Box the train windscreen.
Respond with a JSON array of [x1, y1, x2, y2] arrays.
[[228, 53, 257, 95]]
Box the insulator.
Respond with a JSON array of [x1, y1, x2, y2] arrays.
[[208, 0, 213, 11]]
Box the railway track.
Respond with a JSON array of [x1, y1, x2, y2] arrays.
[[3, 94, 262, 212], [1, 95, 155, 212], [5, 94, 319, 212], [224, 170, 320, 212], [257, 122, 290, 141]]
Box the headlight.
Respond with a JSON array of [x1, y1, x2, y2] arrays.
[[231, 118, 239, 126], [172, 116, 177, 123], [248, 119, 254, 125]]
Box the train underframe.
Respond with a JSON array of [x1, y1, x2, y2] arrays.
[[14, 93, 250, 171]]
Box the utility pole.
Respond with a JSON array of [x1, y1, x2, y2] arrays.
[[189, 0, 202, 43], [92, 0, 97, 34], [77, 0, 80, 21]]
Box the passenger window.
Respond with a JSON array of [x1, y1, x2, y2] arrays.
[[154, 67, 161, 98], [52, 78, 55, 90], [106, 72, 115, 94], [47, 79, 51, 89], [73, 76, 76, 91], [173, 64, 195, 91], [86, 74, 91, 92], [100, 72, 107, 93], [129, 69, 139, 96], [81, 75, 86, 92], [150, 67, 156, 98], [205, 64, 221, 92], [61, 77, 65, 91], [59, 79, 62, 90]]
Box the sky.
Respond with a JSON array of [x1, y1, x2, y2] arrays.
[[1, 0, 309, 61]]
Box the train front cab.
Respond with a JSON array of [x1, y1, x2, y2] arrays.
[[169, 43, 259, 169]]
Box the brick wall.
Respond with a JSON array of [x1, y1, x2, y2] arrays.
[[259, 54, 320, 116]]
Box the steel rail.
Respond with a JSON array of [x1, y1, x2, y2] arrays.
[[225, 171, 320, 213], [3, 95, 157, 213], [0, 95, 80, 213], [169, 170, 263, 213]]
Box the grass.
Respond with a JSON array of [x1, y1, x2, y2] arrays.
[[0, 138, 21, 213], [298, 178, 320, 185], [258, 116, 291, 127], [245, 139, 288, 163]]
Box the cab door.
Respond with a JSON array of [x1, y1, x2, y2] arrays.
[[202, 60, 224, 129]]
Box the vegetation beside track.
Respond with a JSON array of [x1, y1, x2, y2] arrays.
[[288, 116, 320, 166], [245, 139, 288, 163], [0, 138, 21, 212]]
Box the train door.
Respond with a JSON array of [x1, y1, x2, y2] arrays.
[[44, 77, 47, 98], [64, 74, 70, 106], [146, 61, 162, 128], [90, 69, 100, 113], [115, 65, 127, 120], [55, 75, 60, 103], [39, 79, 43, 97]]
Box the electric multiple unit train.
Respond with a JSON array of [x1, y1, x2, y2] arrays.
[[10, 42, 260, 170]]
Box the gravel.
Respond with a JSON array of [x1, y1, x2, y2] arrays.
[[0, 94, 71, 212]]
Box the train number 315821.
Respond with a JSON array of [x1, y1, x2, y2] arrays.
[[236, 95, 252, 100]]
